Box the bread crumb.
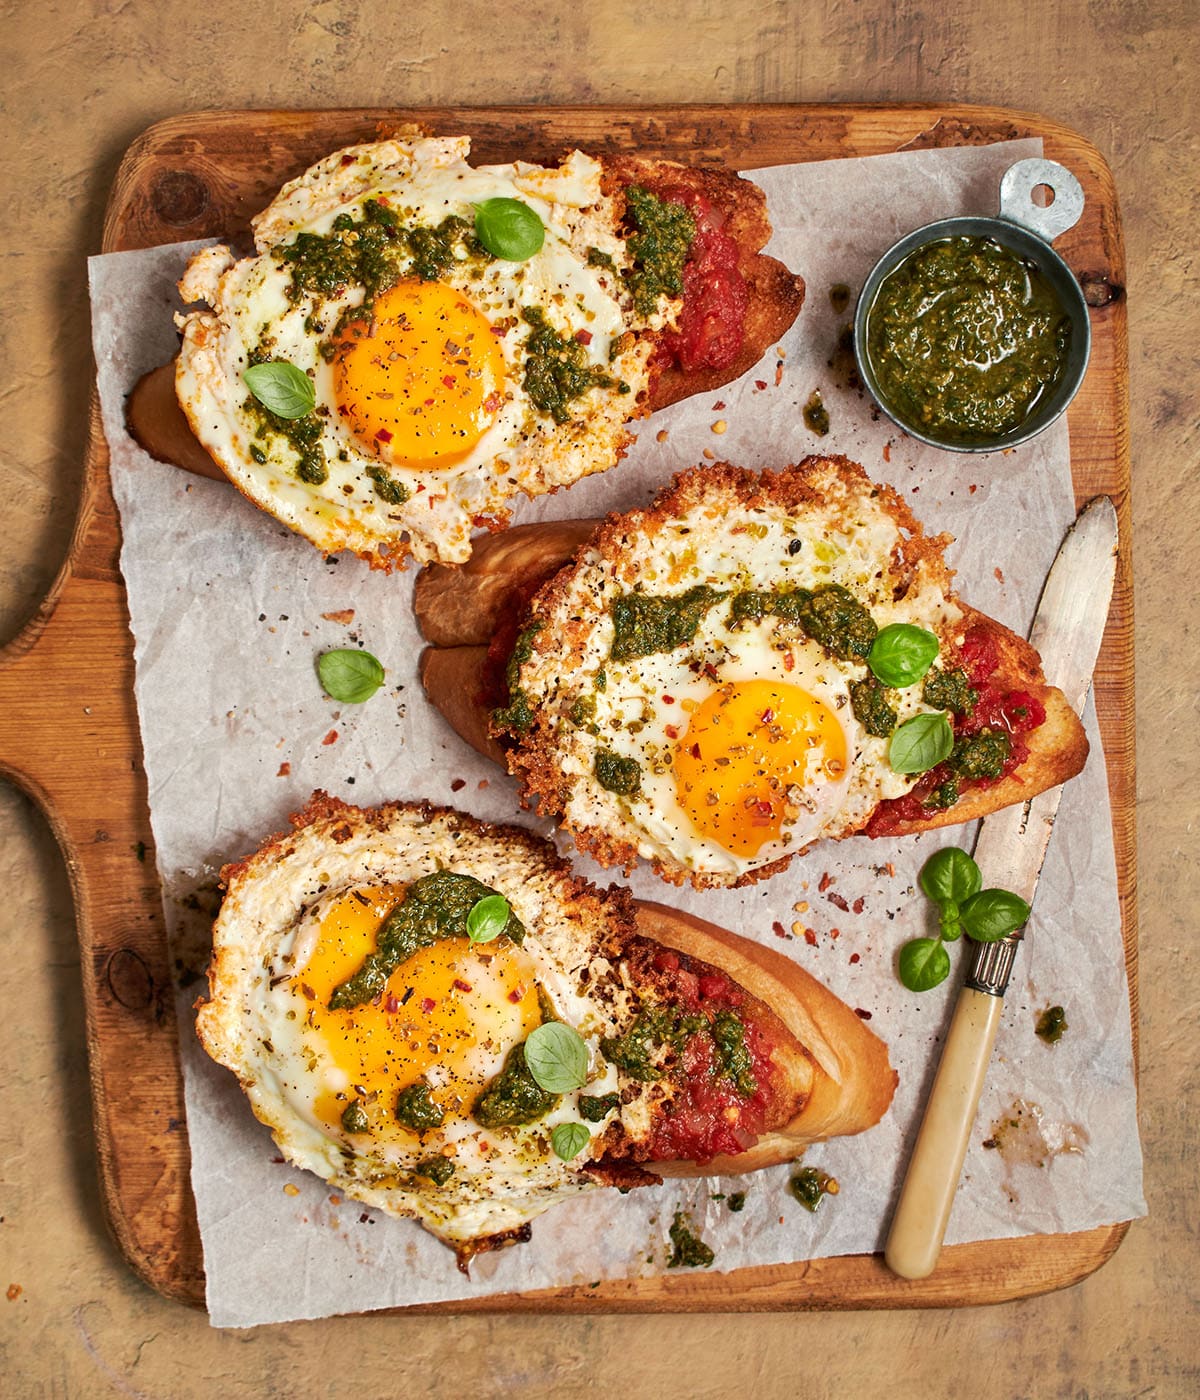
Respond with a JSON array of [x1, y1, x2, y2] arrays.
[[793, 900, 809, 913], [321, 609, 355, 624], [284, 1183, 301, 1197], [656, 429, 669, 443], [711, 419, 728, 434]]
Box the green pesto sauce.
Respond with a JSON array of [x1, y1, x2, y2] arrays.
[[829, 283, 852, 314], [491, 623, 541, 735], [1035, 1004, 1068, 1043], [865, 234, 1073, 443], [569, 693, 597, 729], [578, 1091, 621, 1123], [727, 1191, 747, 1213], [366, 464, 410, 506], [623, 186, 697, 319], [521, 306, 620, 425], [947, 727, 1010, 780], [789, 1166, 836, 1212], [601, 1004, 706, 1081], [923, 778, 961, 811], [850, 675, 898, 738], [594, 748, 642, 797], [413, 1156, 455, 1186], [243, 348, 328, 484], [710, 1010, 757, 1098], [340, 1099, 369, 1134], [922, 666, 977, 716], [610, 585, 727, 663], [586, 246, 617, 272], [732, 583, 877, 662], [668, 1210, 715, 1268], [279, 200, 487, 312], [803, 389, 831, 436], [394, 1079, 445, 1132], [474, 1042, 559, 1128], [328, 870, 525, 1010]]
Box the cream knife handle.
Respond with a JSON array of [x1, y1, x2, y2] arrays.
[[884, 988, 1003, 1280]]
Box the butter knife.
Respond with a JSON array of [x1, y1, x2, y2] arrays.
[[884, 495, 1119, 1280]]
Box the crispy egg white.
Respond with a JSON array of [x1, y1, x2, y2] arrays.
[[196, 798, 641, 1247], [175, 137, 659, 567], [503, 458, 964, 886]]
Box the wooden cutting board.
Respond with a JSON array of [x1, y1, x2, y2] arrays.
[[0, 104, 1134, 1311]]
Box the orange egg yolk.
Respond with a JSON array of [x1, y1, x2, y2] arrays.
[[673, 679, 848, 858], [333, 280, 506, 468], [293, 885, 542, 1134]]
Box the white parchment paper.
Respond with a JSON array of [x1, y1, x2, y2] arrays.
[[89, 138, 1144, 1328]]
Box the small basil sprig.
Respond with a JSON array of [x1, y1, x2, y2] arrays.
[[550, 1122, 590, 1162], [889, 710, 954, 774], [524, 1022, 589, 1093], [466, 894, 512, 944], [474, 197, 545, 261], [317, 648, 385, 703], [898, 847, 1031, 992], [869, 623, 939, 687], [244, 360, 316, 419]]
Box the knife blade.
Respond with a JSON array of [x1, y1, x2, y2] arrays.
[[884, 496, 1119, 1281]]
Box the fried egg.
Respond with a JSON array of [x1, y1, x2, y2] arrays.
[[500, 457, 965, 887], [197, 795, 643, 1250], [175, 136, 661, 567]]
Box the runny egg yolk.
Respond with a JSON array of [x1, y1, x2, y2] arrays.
[[333, 280, 506, 469], [673, 679, 847, 858], [290, 885, 542, 1135]]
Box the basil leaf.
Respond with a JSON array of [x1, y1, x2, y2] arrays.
[[919, 847, 982, 906], [524, 1022, 589, 1094], [898, 937, 951, 992], [550, 1121, 590, 1162], [960, 889, 1031, 942], [869, 623, 940, 687], [889, 711, 954, 774], [244, 360, 316, 419], [466, 894, 511, 945], [474, 198, 545, 261], [317, 648, 385, 703]]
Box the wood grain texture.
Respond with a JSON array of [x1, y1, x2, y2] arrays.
[[0, 103, 1132, 1314]]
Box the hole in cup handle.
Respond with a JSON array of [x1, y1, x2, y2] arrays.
[[998, 158, 1085, 244]]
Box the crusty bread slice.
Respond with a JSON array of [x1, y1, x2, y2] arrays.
[[414, 462, 1090, 872], [124, 155, 804, 487]]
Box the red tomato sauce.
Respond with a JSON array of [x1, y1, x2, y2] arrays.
[[640, 950, 782, 1164], [643, 183, 749, 375], [866, 624, 1047, 836]]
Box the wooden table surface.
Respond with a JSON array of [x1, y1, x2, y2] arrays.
[[2, 2, 1196, 1396]]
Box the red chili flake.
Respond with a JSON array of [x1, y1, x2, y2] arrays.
[[882, 443, 891, 462], [664, 725, 679, 740], [804, 928, 818, 947], [712, 400, 726, 410], [969, 483, 978, 494], [483, 392, 501, 413], [420, 997, 436, 1014], [690, 743, 701, 758], [994, 567, 1005, 585], [384, 994, 400, 1013], [702, 662, 719, 681], [852, 897, 865, 914], [376, 195, 390, 206], [771, 920, 787, 939], [442, 375, 456, 388], [452, 978, 473, 993], [490, 324, 507, 336], [774, 363, 784, 386], [375, 428, 393, 443], [827, 891, 850, 912], [340, 154, 354, 167], [754, 379, 768, 390], [574, 328, 593, 345], [277, 761, 291, 777], [760, 708, 774, 724], [321, 729, 338, 746], [830, 928, 841, 940], [849, 953, 861, 964], [818, 871, 833, 893], [450, 778, 466, 792], [416, 483, 426, 493], [783, 653, 795, 671], [424, 397, 435, 407], [854, 1007, 873, 1020], [507, 985, 526, 1004], [662, 694, 675, 704]]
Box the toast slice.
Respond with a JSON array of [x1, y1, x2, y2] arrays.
[[126, 141, 804, 569], [415, 457, 1090, 888]]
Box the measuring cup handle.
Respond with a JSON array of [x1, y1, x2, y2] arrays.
[[998, 158, 1085, 243]]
